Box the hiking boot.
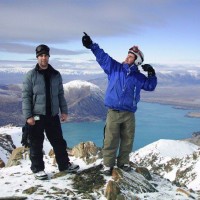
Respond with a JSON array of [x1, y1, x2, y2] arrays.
[[118, 164, 132, 172], [102, 165, 113, 176], [65, 163, 80, 173], [34, 171, 48, 180]]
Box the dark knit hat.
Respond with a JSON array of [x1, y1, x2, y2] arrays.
[[35, 44, 50, 57]]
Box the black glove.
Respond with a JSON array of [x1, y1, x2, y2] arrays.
[[82, 32, 93, 49], [142, 64, 155, 77], [21, 123, 30, 148]]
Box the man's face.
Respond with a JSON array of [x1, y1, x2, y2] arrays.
[[37, 54, 49, 69], [124, 53, 136, 66]]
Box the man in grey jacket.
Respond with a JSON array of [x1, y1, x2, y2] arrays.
[[22, 44, 79, 180]]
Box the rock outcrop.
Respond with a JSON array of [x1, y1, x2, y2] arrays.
[[71, 141, 102, 164], [6, 147, 29, 167], [105, 168, 157, 200], [0, 137, 199, 199], [0, 133, 16, 167]]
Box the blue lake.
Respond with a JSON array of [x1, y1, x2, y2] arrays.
[[62, 102, 200, 150]]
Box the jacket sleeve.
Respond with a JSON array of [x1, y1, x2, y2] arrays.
[[22, 71, 34, 119], [91, 43, 119, 75], [142, 75, 157, 91], [58, 73, 68, 114]]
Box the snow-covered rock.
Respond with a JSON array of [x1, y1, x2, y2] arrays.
[[0, 126, 200, 199], [130, 139, 200, 191]]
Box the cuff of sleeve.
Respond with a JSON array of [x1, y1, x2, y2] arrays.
[[90, 43, 99, 51]]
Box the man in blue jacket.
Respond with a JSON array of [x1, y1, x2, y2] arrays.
[[82, 33, 157, 175]]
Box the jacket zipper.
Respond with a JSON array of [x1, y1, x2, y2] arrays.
[[133, 86, 136, 106]]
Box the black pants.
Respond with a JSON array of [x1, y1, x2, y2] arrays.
[[29, 115, 70, 173]]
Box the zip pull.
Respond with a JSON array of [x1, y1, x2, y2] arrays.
[[127, 70, 131, 76]]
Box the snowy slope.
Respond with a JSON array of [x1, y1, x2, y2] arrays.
[[0, 125, 52, 163], [0, 126, 199, 199], [130, 139, 200, 191], [131, 139, 199, 159]]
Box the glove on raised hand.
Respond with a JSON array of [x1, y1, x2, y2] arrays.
[[142, 64, 155, 77], [82, 32, 93, 49], [21, 124, 30, 148]]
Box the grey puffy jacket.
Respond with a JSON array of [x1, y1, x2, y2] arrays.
[[22, 64, 68, 119]]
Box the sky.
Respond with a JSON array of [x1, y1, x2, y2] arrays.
[[0, 0, 200, 74]]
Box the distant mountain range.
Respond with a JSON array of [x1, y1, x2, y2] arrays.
[[1, 67, 200, 86], [0, 84, 23, 126], [89, 70, 200, 89], [0, 80, 107, 126], [156, 71, 200, 86], [0, 69, 200, 126], [89, 70, 200, 110]]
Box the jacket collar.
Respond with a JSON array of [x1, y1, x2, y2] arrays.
[[123, 63, 139, 74], [35, 64, 58, 75]]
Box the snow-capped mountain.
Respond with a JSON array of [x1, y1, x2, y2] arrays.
[[130, 139, 200, 190], [63, 80, 101, 95], [156, 71, 200, 86], [0, 125, 199, 199], [63, 80, 107, 122], [89, 70, 200, 92], [1, 65, 200, 85]]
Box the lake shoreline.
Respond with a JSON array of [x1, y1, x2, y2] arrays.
[[141, 100, 200, 118]]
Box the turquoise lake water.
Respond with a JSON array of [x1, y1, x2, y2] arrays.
[[62, 102, 200, 150]]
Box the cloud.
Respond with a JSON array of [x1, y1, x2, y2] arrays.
[[0, 0, 199, 67], [0, 0, 179, 43], [0, 42, 88, 56]]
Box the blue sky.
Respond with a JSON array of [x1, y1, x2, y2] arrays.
[[0, 0, 199, 74]]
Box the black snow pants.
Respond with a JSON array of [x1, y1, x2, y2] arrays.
[[28, 115, 70, 173]]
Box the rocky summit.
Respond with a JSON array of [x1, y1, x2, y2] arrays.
[[0, 126, 200, 199]]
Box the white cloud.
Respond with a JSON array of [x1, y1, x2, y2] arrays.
[[0, 0, 196, 43], [0, 0, 200, 67]]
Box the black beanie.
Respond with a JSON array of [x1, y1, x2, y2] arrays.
[[36, 44, 50, 57]]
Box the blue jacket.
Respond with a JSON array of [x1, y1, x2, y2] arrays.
[[91, 43, 157, 113]]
